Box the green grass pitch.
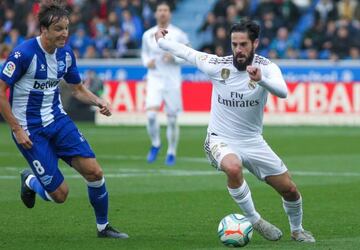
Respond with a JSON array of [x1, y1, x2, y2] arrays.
[[0, 123, 359, 249]]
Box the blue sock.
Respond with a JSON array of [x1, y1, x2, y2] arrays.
[[87, 178, 108, 225], [28, 176, 50, 201]]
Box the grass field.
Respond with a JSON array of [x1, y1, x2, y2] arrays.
[[0, 123, 359, 250]]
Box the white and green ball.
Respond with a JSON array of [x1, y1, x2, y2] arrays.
[[218, 214, 253, 247]]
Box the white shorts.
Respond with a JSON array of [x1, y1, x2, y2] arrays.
[[204, 133, 288, 181], [145, 79, 182, 116]]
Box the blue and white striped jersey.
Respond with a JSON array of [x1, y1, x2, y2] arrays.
[[0, 37, 81, 132]]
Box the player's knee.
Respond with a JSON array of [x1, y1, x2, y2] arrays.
[[224, 161, 242, 178], [282, 185, 299, 201], [87, 168, 104, 181], [51, 188, 69, 204]]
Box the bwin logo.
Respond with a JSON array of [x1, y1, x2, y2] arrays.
[[33, 79, 60, 90]]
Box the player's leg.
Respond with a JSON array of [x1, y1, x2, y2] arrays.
[[71, 157, 128, 239], [54, 118, 128, 238], [145, 83, 163, 163], [266, 173, 315, 242], [220, 154, 262, 224], [203, 134, 283, 240], [164, 114, 178, 165], [163, 88, 182, 166], [219, 138, 283, 241], [16, 131, 68, 207], [247, 139, 314, 243]]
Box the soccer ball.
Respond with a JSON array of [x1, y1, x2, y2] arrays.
[[218, 214, 253, 247]]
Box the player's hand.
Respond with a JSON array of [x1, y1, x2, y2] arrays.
[[163, 53, 174, 63], [155, 29, 168, 42], [13, 127, 33, 149], [97, 99, 112, 116], [246, 66, 262, 82], [147, 59, 156, 69]]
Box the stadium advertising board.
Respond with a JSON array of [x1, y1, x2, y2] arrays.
[[97, 80, 360, 126], [83, 61, 359, 125]]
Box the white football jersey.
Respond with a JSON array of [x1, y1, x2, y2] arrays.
[[158, 38, 287, 139], [141, 24, 189, 89]]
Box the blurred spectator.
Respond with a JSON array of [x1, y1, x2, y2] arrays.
[[337, 0, 357, 21], [0, 0, 358, 60], [212, 0, 231, 18], [330, 25, 351, 59], [269, 27, 294, 58], [68, 25, 94, 57], [198, 12, 217, 46], [83, 45, 99, 58], [315, 0, 338, 25], [348, 47, 360, 60], [292, 0, 311, 13], [279, 0, 300, 31], [0, 44, 11, 59], [214, 26, 230, 55], [83, 70, 104, 97], [301, 20, 325, 51], [258, 10, 281, 53], [4, 29, 25, 49]]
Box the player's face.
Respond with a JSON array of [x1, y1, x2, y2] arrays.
[[231, 31, 258, 71], [44, 17, 69, 49], [155, 4, 171, 26]]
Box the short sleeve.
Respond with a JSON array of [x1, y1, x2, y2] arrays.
[[63, 49, 81, 84], [0, 50, 30, 87]]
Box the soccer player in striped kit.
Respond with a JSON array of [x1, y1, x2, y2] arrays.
[[154, 19, 315, 243], [0, 3, 128, 239], [141, 1, 189, 166]]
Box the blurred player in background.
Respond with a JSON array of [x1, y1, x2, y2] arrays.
[[155, 19, 315, 243], [0, 3, 128, 239], [141, 1, 189, 166]]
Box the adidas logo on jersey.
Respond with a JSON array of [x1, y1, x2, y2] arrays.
[[33, 79, 60, 90]]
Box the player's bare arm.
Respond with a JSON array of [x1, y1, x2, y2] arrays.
[[0, 79, 33, 149], [70, 83, 112, 116]]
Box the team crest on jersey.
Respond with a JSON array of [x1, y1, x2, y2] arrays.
[[58, 61, 65, 72], [40, 64, 46, 71], [221, 68, 230, 80], [2, 61, 16, 77], [248, 80, 257, 90], [14, 51, 21, 59]]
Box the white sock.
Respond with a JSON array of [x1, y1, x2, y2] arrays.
[[166, 115, 179, 155], [146, 111, 160, 147], [227, 180, 261, 224], [282, 196, 303, 232], [25, 174, 35, 189], [97, 222, 109, 232]]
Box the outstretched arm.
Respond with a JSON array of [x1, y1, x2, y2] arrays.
[[0, 80, 33, 149], [69, 83, 112, 116], [155, 29, 199, 65]]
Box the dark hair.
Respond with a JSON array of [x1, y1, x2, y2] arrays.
[[38, 2, 69, 30], [230, 18, 260, 42], [156, 1, 172, 11]]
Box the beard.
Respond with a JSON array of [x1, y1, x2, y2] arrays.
[[233, 50, 255, 71]]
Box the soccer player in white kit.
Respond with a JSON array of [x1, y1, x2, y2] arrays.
[[154, 19, 315, 243], [141, 1, 189, 166]]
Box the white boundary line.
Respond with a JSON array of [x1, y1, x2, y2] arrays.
[[0, 169, 359, 180]]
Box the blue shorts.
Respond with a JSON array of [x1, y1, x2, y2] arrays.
[[14, 116, 95, 192]]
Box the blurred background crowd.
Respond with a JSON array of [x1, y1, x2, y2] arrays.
[[0, 0, 359, 60]]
